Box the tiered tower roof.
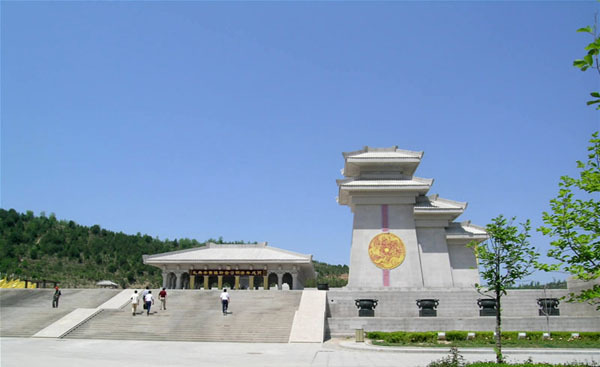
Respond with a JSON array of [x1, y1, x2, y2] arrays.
[[337, 146, 433, 206], [341, 146, 423, 177], [337, 146, 486, 241], [414, 194, 467, 221]]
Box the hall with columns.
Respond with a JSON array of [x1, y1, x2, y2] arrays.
[[143, 242, 315, 290]]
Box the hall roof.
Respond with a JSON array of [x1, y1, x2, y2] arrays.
[[143, 242, 313, 265]]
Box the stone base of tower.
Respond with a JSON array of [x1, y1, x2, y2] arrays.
[[346, 204, 483, 289]]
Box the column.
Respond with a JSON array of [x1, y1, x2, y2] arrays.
[[277, 273, 282, 290], [204, 276, 209, 290], [291, 272, 299, 290], [234, 276, 240, 290], [217, 275, 223, 289], [189, 274, 195, 290], [263, 275, 269, 290], [162, 272, 168, 289], [249, 276, 254, 290], [175, 272, 182, 289]]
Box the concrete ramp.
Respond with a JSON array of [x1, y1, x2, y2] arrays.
[[33, 308, 100, 338], [288, 290, 326, 343], [97, 289, 133, 309]]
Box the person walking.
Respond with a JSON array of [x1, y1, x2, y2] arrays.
[[158, 288, 167, 310], [144, 290, 154, 316], [52, 286, 61, 308], [220, 289, 230, 315], [141, 286, 149, 311], [130, 290, 139, 316]]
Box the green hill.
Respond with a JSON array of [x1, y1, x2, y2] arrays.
[[0, 208, 349, 288]]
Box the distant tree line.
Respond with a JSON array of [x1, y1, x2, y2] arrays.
[[508, 279, 567, 289], [304, 260, 349, 288], [0, 209, 253, 288]]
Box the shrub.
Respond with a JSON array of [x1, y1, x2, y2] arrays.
[[527, 331, 544, 340], [475, 331, 495, 341], [366, 331, 385, 340], [446, 331, 469, 341], [467, 363, 597, 367], [409, 331, 437, 343], [368, 330, 600, 346], [428, 347, 465, 367]]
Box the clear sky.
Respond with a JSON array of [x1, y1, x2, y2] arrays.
[[2, 1, 599, 284]]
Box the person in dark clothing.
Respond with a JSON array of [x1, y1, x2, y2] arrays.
[[52, 286, 61, 308]]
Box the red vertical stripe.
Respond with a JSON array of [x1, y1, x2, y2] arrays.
[[383, 269, 390, 287], [382, 204, 390, 286], [381, 204, 388, 232]]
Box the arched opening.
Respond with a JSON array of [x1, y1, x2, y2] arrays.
[[282, 273, 293, 290], [167, 272, 176, 289], [222, 275, 235, 290], [181, 273, 190, 289], [193, 275, 203, 289], [268, 273, 279, 290], [253, 275, 264, 290]]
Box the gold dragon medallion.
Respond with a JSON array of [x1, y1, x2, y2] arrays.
[[368, 232, 406, 270]]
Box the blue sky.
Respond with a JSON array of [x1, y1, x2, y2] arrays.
[[2, 1, 599, 283]]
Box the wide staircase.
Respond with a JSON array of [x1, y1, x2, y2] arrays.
[[62, 290, 302, 343], [0, 288, 120, 337]]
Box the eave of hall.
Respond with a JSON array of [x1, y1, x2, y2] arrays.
[[143, 242, 313, 266]]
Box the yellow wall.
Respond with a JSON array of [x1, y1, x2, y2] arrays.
[[0, 278, 37, 288]]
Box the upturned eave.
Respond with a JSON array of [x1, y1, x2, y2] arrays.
[[341, 146, 424, 177]]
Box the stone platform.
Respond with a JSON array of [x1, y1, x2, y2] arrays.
[[325, 288, 600, 336]]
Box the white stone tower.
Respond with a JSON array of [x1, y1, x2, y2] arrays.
[[337, 147, 486, 289]]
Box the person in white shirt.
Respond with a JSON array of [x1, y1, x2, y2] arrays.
[[141, 286, 150, 311], [144, 290, 154, 316], [220, 289, 230, 315], [130, 290, 139, 316]]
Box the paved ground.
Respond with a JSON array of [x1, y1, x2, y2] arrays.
[[1, 337, 598, 367]]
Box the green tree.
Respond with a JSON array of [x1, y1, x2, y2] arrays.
[[573, 17, 600, 109], [469, 215, 538, 364], [538, 133, 600, 309]]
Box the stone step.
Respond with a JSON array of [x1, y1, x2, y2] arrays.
[[63, 291, 302, 343], [0, 289, 120, 337]]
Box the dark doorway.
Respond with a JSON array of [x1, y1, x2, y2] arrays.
[[282, 273, 293, 290]]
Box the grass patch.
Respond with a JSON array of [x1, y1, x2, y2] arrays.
[[467, 364, 597, 367], [367, 331, 600, 348], [427, 347, 598, 367]]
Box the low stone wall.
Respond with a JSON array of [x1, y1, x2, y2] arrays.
[[326, 317, 600, 336], [325, 288, 599, 336]]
